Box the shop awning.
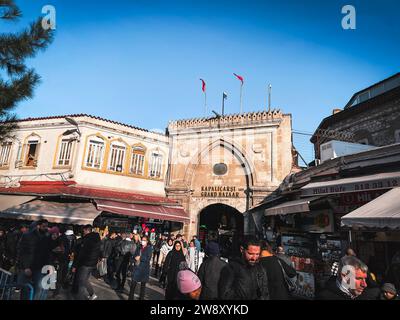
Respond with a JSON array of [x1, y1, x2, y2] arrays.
[[264, 196, 323, 216], [95, 199, 190, 223], [301, 172, 400, 196], [0, 195, 37, 211], [1, 200, 100, 225], [341, 188, 400, 229]]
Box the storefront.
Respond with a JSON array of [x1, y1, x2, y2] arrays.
[[258, 171, 400, 298], [0, 185, 189, 236], [263, 196, 347, 299], [341, 187, 400, 282]]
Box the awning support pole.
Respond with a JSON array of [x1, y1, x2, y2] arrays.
[[348, 229, 352, 245]]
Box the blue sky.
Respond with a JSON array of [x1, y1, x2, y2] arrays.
[[3, 0, 400, 162]]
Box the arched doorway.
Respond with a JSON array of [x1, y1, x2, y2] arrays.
[[199, 203, 244, 258]]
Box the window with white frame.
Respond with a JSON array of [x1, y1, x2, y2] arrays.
[[85, 136, 105, 169], [108, 142, 126, 172], [130, 146, 145, 175], [57, 139, 74, 166], [149, 151, 163, 178], [0, 141, 12, 167]]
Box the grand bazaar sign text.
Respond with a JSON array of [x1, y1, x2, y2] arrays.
[[200, 186, 240, 198]]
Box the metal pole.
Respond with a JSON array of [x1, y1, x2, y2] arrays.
[[268, 84, 272, 112], [205, 91, 207, 116], [222, 93, 225, 116], [240, 84, 243, 113]]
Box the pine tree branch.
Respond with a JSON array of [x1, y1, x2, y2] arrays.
[[0, 113, 18, 143], [0, 0, 22, 20], [0, 1, 54, 140], [0, 18, 54, 75], [0, 69, 41, 111]]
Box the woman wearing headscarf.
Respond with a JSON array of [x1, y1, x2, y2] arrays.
[[163, 241, 187, 300], [186, 240, 200, 273]]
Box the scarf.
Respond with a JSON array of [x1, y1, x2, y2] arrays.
[[336, 278, 357, 300], [166, 242, 186, 289], [161, 243, 173, 256], [186, 247, 199, 273]]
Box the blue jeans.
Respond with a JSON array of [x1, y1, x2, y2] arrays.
[[32, 271, 49, 300], [76, 266, 95, 300], [17, 270, 49, 300]]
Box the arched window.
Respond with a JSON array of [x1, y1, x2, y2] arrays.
[[0, 140, 12, 168], [108, 140, 127, 172], [130, 145, 146, 175], [22, 134, 41, 167], [85, 136, 105, 169], [149, 151, 163, 179], [56, 136, 75, 167]]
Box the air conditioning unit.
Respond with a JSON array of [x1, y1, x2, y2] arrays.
[[320, 140, 376, 163]]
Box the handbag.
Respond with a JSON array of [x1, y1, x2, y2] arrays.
[[97, 259, 107, 277], [277, 259, 297, 292]]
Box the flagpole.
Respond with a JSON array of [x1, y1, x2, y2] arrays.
[[240, 83, 243, 113], [205, 91, 207, 116], [268, 84, 272, 112], [222, 93, 225, 116]]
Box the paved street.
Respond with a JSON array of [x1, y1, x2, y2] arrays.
[[49, 267, 165, 300]]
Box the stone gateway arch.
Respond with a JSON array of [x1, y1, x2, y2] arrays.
[[166, 110, 295, 242]]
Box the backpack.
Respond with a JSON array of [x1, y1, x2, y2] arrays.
[[120, 241, 136, 256]]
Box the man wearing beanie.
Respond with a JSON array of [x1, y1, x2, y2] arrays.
[[197, 241, 227, 300], [177, 269, 202, 300], [381, 283, 399, 300]]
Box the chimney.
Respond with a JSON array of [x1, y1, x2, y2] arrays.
[[332, 108, 342, 115]]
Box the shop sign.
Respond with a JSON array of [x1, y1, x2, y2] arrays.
[[200, 186, 240, 198], [338, 190, 386, 206], [299, 210, 334, 233], [302, 176, 400, 196]]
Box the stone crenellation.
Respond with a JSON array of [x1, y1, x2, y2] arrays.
[[168, 109, 287, 130]]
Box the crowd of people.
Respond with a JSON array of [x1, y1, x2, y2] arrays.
[[0, 222, 399, 301]]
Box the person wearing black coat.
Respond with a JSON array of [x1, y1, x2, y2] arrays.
[[129, 236, 153, 300], [218, 237, 269, 300], [259, 241, 297, 300], [72, 225, 101, 300], [4, 225, 28, 270], [0, 227, 6, 269], [114, 234, 137, 292], [164, 241, 187, 300], [197, 241, 227, 300], [101, 232, 117, 283], [16, 220, 51, 300], [317, 256, 377, 300], [59, 228, 76, 288]]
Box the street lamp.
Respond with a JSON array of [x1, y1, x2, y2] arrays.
[[65, 117, 81, 136]]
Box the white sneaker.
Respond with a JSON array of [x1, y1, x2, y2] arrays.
[[88, 294, 98, 300]]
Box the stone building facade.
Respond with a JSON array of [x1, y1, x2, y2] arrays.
[[311, 73, 400, 159], [0, 114, 169, 195], [165, 110, 295, 238]]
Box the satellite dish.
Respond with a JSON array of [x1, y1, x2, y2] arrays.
[[65, 117, 79, 127]]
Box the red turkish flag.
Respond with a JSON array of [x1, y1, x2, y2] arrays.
[[233, 73, 244, 85], [200, 78, 206, 92]]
